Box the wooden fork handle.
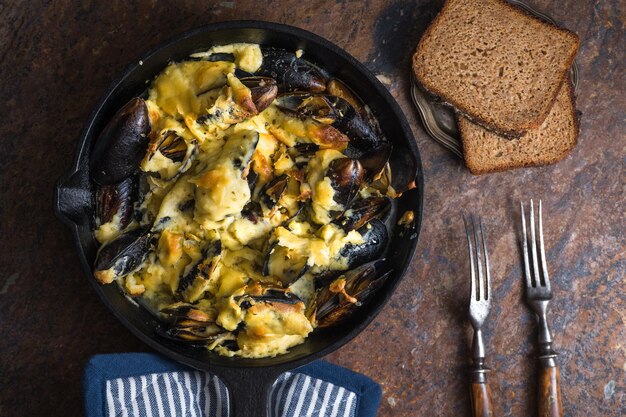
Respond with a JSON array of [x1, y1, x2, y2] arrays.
[[470, 373, 494, 417], [538, 365, 563, 417]]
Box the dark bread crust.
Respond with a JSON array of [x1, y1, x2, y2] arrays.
[[412, 0, 580, 138], [458, 79, 579, 175]]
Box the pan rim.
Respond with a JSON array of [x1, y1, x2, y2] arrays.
[[54, 20, 424, 373]]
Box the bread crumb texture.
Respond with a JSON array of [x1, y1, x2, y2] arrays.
[[413, 0, 579, 135], [459, 81, 578, 174]]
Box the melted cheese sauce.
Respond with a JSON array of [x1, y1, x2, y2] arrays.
[[95, 43, 385, 359]]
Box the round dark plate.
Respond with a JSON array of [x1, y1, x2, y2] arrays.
[[54, 21, 424, 417]]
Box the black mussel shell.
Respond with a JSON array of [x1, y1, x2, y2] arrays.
[[257, 48, 326, 92], [315, 259, 390, 328], [177, 239, 222, 294], [259, 174, 288, 210], [90, 98, 151, 186], [325, 96, 385, 158], [340, 219, 389, 270], [240, 77, 278, 113], [359, 143, 392, 184], [388, 146, 418, 194], [327, 158, 364, 208], [205, 52, 235, 62], [96, 175, 137, 228], [93, 226, 152, 282], [334, 197, 391, 232]]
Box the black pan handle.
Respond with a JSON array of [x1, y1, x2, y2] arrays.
[[218, 367, 283, 417], [54, 168, 92, 228]]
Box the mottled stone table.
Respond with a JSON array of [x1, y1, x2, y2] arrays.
[[0, 0, 623, 415]]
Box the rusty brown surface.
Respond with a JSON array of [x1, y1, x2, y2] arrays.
[[0, 0, 623, 416]]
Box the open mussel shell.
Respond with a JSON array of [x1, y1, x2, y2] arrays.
[[93, 226, 152, 284], [371, 146, 418, 196], [276, 93, 388, 160], [359, 142, 392, 184], [388, 146, 418, 194], [90, 97, 151, 185], [326, 78, 365, 117], [314, 218, 389, 287], [177, 239, 222, 301], [152, 132, 188, 163], [96, 175, 137, 228], [240, 76, 278, 113], [156, 324, 231, 347], [237, 288, 303, 309], [259, 174, 289, 210], [334, 197, 391, 232], [314, 259, 391, 328], [327, 157, 364, 210], [275, 93, 338, 124], [257, 48, 327, 92], [160, 302, 217, 323], [144, 131, 198, 181], [341, 219, 389, 270], [323, 96, 385, 158]]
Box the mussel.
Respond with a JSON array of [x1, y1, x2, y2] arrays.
[[359, 143, 392, 184], [274, 93, 387, 157], [311, 259, 390, 328], [275, 93, 338, 124], [177, 239, 222, 303], [240, 76, 278, 114], [158, 324, 229, 346], [96, 176, 137, 230], [157, 301, 229, 346], [334, 197, 391, 232], [257, 48, 326, 92], [160, 301, 217, 323], [90, 98, 151, 185], [326, 157, 364, 210], [372, 148, 418, 196], [93, 226, 152, 284], [237, 286, 303, 309], [339, 219, 389, 271], [326, 78, 365, 117], [326, 96, 386, 158], [274, 93, 349, 151], [142, 131, 198, 181], [258, 174, 289, 211], [197, 75, 277, 126], [386, 147, 418, 195]]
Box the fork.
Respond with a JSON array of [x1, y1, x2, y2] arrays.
[[464, 216, 495, 417], [521, 200, 563, 417]]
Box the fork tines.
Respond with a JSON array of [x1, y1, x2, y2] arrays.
[[464, 215, 491, 304], [521, 200, 552, 296]]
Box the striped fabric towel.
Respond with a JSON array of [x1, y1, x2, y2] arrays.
[[84, 353, 381, 417]]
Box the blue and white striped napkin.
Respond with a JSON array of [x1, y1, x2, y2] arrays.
[[84, 353, 382, 417]]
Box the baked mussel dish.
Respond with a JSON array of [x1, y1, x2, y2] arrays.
[[90, 43, 416, 358]]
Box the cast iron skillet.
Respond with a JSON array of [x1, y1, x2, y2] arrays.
[[54, 21, 424, 417]]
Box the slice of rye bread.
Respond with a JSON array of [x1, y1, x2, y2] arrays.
[[412, 0, 579, 137], [458, 80, 578, 175]]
